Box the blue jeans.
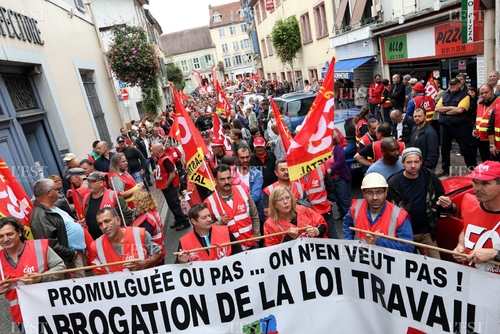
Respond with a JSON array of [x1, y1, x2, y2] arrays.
[[332, 176, 352, 220], [323, 210, 339, 239], [131, 171, 143, 184]]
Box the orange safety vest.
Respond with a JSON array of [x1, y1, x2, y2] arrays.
[[350, 199, 407, 240], [180, 225, 232, 261], [83, 189, 118, 213], [263, 206, 328, 247], [133, 209, 165, 259], [372, 141, 405, 162], [263, 180, 305, 199], [359, 133, 375, 162], [208, 150, 233, 171], [461, 193, 500, 273], [412, 95, 435, 124], [355, 119, 368, 150], [205, 185, 255, 249], [476, 97, 500, 141], [164, 147, 182, 164], [155, 154, 180, 189], [108, 171, 140, 209], [1, 239, 49, 324], [303, 165, 331, 214], [91, 227, 148, 274]]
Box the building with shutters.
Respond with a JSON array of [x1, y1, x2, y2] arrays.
[[0, 0, 124, 195]]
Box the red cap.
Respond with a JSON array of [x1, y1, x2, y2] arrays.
[[253, 136, 266, 147], [468, 161, 500, 181], [413, 83, 425, 92], [212, 138, 224, 146]]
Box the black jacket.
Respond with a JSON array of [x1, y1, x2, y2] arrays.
[[30, 201, 74, 262], [392, 114, 415, 145], [390, 82, 406, 110], [250, 151, 278, 188], [135, 135, 152, 159], [387, 167, 445, 239], [409, 123, 439, 170]]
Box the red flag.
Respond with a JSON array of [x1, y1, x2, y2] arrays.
[[173, 89, 215, 191], [180, 90, 189, 102], [0, 157, 33, 239], [71, 184, 85, 221], [271, 98, 292, 152], [192, 70, 202, 88], [216, 81, 232, 117], [286, 57, 336, 181], [169, 104, 182, 143], [211, 64, 218, 84], [425, 73, 439, 100], [212, 112, 232, 151]]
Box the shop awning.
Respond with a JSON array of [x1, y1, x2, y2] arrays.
[[333, 56, 374, 79]]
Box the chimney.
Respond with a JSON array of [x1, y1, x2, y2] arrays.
[[209, 5, 212, 9]]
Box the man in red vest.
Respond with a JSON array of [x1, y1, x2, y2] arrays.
[[0, 217, 65, 331], [90, 208, 162, 274], [177, 203, 242, 263], [342, 172, 414, 252], [453, 161, 500, 273], [204, 164, 260, 250]]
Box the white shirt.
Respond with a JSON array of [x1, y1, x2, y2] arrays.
[[237, 170, 250, 188]]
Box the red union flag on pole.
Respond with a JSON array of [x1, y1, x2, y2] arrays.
[[212, 111, 232, 151], [192, 70, 202, 88], [425, 73, 439, 100], [211, 64, 218, 84], [286, 57, 336, 181], [216, 81, 232, 117], [0, 158, 33, 239], [271, 98, 291, 152], [172, 90, 214, 191]]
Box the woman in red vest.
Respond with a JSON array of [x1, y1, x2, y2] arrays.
[[264, 185, 328, 247], [133, 190, 165, 263], [109, 153, 143, 209], [353, 106, 370, 151]]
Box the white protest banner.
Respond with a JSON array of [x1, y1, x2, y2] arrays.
[[18, 239, 500, 333]]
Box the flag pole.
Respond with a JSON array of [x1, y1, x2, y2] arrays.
[[203, 160, 224, 210], [0, 261, 5, 281]]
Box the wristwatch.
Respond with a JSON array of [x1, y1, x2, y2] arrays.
[[490, 144, 495, 148], [494, 250, 500, 262]]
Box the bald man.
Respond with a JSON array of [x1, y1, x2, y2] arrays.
[[94, 141, 115, 172], [488, 71, 500, 96], [366, 137, 404, 179]]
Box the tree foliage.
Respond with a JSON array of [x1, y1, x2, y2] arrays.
[[166, 63, 186, 91], [270, 16, 302, 69]]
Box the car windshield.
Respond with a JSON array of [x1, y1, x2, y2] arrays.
[[286, 97, 315, 117]]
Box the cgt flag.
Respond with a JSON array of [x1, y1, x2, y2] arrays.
[[172, 90, 215, 191], [425, 73, 439, 100], [286, 57, 336, 181], [271, 97, 291, 152], [215, 81, 232, 117], [212, 111, 232, 152], [191, 70, 202, 88], [211, 64, 218, 84], [0, 157, 33, 239]]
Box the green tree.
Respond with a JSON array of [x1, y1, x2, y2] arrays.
[[166, 62, 186, 91], [270, 16, 302, 70]]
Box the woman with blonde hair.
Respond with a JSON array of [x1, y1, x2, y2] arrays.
[[264, 185, 328, 247], [133, 190, 165, 263]]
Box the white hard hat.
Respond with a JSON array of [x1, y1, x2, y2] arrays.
[[361, 172, 388, 189]]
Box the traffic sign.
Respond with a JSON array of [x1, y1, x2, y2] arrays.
[[121, 88, 129, 101], [118, 81, 126, 89]]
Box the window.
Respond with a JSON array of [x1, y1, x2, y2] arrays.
[[80, 72, 111, 145], [229, 25, 237, 36], [255, 3, 261, 24], [234, 55, 243, 66], [192, 58, 200, 69], [205, 55, 213, 66], [239, 9, 246, 18], [267, 72, 272, 80], [233, 41, 240, 51], [266, 36, 273, 55], [313, 3, 328, 38], [180, 60, 188, 72], [300, 13, 313, 43], [260, 0, 267, 19], [213, 12, 222, 22], [224, 57, 232, 68], [218, 27, 225, 38], [241, 39, 251, 49], [240, 24, 247, 33], [244, 53, 252, 64], [261, 39, 268, 58], [221, 43, 229, 53], [308, 69, 318, 80]]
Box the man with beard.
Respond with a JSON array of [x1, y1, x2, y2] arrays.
[[204, 165, 260, 250], [236, 145, 264, 219], [390, 74, 406, 111], [409, 108, 439, 170], [368, 74, 384, 117], [366, 137, 404, 179], [195, 108, 212, 132], [250, 137, 277, 188], [343, 172, 414, 252]]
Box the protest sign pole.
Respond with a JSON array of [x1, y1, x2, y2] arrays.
[[1, 259, 143, 283], [349, 227, 500, 266], [173, 227, 311, 255]]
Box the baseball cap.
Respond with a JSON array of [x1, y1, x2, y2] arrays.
[[116, 136, 126, 142], [449, 78, 460, 85], [468, 161, 500, 181], [253, 137, 266, 147], [63, 153, 77, 162], [87, 171, 105, 181], [67, 168, 87, 179], [211, 138, 224, 146], [413, 83, 425, 92]]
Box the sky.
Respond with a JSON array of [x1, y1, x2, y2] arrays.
[[146, 0, 237, 35]]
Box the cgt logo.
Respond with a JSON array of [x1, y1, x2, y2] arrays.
[[237, 204, 245, 212], [23, 265, 35, 275]]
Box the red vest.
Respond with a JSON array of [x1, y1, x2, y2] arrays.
[[108, 171, 140, 209], [372, 141, 405, 162], [360, 133, 375, 162], [476, 97, 500, 141], [263, 180, 305, 199], [461, 193, 500, 274], [164, 147, 182, 163], [350, 199, 407, 240], [205, 185, 255, 249], [91, 227, 148, 274], [303, 165, 331, 214], [83, 189, 118, 214], [180, 225, 232, 261], [412, 95, 435, 124], [155, 154, 180, 190], [1, 239, 50, 323], [133, 210, 165, 259], [263, 206, 328, 247], [208, 150, 233, 171]]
